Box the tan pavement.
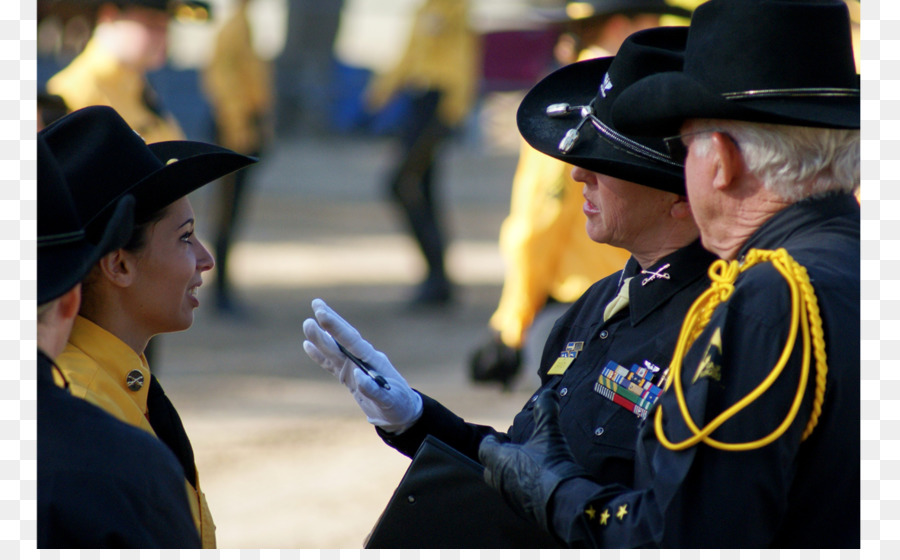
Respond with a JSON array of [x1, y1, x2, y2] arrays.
[[152, 133, 543, 548]]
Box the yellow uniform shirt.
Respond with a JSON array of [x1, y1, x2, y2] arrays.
[[47, 37, 184, 143], [202, 4, 272, 154], [57, 316, 216, 548], [489, 48, 631, 349], [365, 0, 480, 127]]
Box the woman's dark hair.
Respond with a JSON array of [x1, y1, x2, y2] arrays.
[[122, 205, 169, 253]]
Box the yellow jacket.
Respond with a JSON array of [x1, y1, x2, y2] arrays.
[[56, 316, 215, 548], [202, 3, 272, 153], [366, 0, 480, 127], [489, 49, 631, 348], [47, 37, 184, 143]]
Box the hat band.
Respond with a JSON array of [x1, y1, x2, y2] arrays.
[[38, 229, 85, 248], [547, 99, 682, 167], [588, 115, 683, 168], [721, 87, 860, 101]]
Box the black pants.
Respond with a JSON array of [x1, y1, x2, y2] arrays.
[[213, 159, 256, 303], [387, 89, 452, 285]]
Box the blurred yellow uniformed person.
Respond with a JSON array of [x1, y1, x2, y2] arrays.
[[46, 0, 193, 143], [202, 0, 271, 155], [470, 0, 693, 388], [365, 0, 481, 305], [202, 0, 273, 315]]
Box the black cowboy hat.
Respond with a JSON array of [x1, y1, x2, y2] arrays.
[[38, 136, 135, 305], [611, 0, 860, 137], [39, 105, 256, 243], [537, 0, 693, 22], [517, 25, 688, 194]]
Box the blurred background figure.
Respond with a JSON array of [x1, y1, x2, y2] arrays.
[[44, 0, 212, 365], [202, 0, 274, 317], [469, 0, 693, 390], [364, 0, 481, 307], [44, 0, 202, 142]]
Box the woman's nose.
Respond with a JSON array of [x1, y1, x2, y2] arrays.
[[195, 239, 215, 272]]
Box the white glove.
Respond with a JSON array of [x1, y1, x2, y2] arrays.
[[302, 298, 423, 434]]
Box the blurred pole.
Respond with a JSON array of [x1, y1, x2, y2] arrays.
[[274, 0, 345, 138]]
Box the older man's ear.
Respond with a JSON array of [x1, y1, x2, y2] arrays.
[[710, 132, 743, 193]]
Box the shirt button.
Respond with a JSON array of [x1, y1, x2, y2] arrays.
[[599, 330, 609, 339], [594, 427, 605, 437], [559, 387, 568, 397], [531, 394, 539, 403]]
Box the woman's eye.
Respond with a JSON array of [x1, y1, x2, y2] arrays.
[[180, 231, 194, 243]]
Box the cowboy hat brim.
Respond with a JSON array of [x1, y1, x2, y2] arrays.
[[518, 57, 686, 194], [136, 141, 257, 220], [79, 140, 257, 233], [611, 70, 862, 137]]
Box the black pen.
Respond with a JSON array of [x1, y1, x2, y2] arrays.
[[334, 340, 391, 390]]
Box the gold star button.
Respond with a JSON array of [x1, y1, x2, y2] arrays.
[[616, 504, 628, 520], [599, 509, 610, 526], [585, 506, 596, 520]]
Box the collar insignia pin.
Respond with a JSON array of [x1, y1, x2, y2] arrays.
[[641, 263, 671, 285], [126, 370, 145, 392]]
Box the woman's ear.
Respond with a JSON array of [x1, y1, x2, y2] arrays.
[[96, 249, 136, 288]]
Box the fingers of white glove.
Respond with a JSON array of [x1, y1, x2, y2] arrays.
[[302, 340, 329, 369], [312, 300, 372, 358], [302, 319, 344, 364], [353, 368, 389, 404], [302, 317, 333, 350], [303, 339, 354, 387], [311, 299, 356, 338]]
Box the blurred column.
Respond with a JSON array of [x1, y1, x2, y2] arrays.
[[274, 0, 345, 137]]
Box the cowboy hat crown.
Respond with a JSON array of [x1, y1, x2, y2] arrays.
[[37, 135, 135, 305], [611, 0, 860, 135], [40, 105, 256, 243], [517, 25, 689, 194]]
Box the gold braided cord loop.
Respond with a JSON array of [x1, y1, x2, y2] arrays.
[[654, 248, 828, 452]]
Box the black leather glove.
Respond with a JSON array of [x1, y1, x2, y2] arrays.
[[468, 334, 521, 389], [478, 389, 589, 532]]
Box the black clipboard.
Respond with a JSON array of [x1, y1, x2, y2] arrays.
[[365, 435, 561, 549]]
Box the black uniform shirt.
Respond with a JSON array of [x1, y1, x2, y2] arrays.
[[549, 193, 860, 548], [381, 239, 717, 492], [37, 351, 201, 549]]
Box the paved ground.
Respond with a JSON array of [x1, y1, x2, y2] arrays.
[[150, 132, 545, 548]]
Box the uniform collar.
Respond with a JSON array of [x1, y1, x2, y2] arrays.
[[737, 193, 859, 259], [622, 238, 717, 326], [37, 349, 56, 387], [65, 315, 152, 413]]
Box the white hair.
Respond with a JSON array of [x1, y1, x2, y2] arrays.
[[685, 118, 860, 202]]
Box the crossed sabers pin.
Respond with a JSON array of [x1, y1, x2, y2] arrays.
[[641, 263, 671, 286]]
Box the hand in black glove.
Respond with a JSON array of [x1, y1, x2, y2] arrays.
[[478, 389, 589, 532], [468, 334, 521, 389]]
